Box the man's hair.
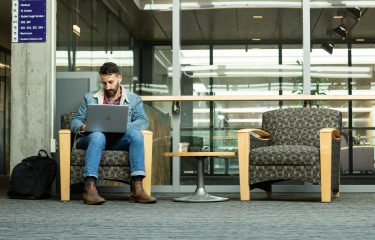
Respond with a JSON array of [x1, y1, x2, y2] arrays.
[[99, 62, 120, 75]]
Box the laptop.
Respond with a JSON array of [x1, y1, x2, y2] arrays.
[[86, 104, 129, 133]]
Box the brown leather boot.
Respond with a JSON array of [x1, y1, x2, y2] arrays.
[[131, 180, 157, 204], [83, 181, 106, 205]]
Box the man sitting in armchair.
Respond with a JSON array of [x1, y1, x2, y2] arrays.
[[71, 62, 157, 205]]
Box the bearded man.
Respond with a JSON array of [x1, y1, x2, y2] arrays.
[[71, 62, 157, 205]]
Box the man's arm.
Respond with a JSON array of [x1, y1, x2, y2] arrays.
[[128, 95, 149, 130], [70, 95, 88, 134]]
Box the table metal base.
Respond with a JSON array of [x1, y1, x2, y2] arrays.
[[173, 187, 229, 202], [174, 156, 229, 202]]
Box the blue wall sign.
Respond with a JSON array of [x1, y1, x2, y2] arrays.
[[12, 0, 46, 43]]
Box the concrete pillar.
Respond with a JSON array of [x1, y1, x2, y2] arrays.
[[10, 0, 56, 170]]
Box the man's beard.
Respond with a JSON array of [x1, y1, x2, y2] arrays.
[[105, 89, 116, 97]]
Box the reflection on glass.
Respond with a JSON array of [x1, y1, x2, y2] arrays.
[[151, 46, 172, 116], [282, 45, 303, 95], [310, 45, 349, 96], [0, 52, 5, 77], [56, 0, 133, 83], [0, 50, 9, 176], [352, 45, 375, 95], [341, 129, 375, 175], [212, 45, 279, 96]]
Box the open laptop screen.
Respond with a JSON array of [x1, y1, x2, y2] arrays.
[[86, 104, 129, 133]]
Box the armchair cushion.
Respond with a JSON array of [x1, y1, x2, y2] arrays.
[[71, 166, 131, 184], [250, 145, 320, 166], [70, 149, 130, 184], [263, 108, 342, 148], [71, 149, 129, 166]]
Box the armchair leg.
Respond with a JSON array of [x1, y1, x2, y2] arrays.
[[141, 130, 153, 196], [237, 130, 251, 201], [241, 186, 250, 202], [320, 129, 333, 203], [333, 190, 340, 198], [59, 130, 71, 201], [320, 160, 332, 202], [321, 160, 332, 202], [321, 184, 331, 203], [264, 185, 272, 198], [60, 172, 70, 202]]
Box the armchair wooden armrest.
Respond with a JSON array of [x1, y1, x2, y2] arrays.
[[320, 128, 340, 140], [320, 128, 341, 203], [237, 129, 270, 201], [59, 129, 153, 202], [238, 128, 270, 138]]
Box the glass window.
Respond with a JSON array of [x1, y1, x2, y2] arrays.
[[310, 44, 348, 96], [352, 44, 375, 95], [282, 44, 303, 95], [56, 0, 134, 78], [309, 7, 375, 179], [213, 45, 279, 96]]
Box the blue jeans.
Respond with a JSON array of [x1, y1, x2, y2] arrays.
[[76, 127, 145, 180]]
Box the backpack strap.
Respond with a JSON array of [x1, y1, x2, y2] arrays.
[[38, 150, 50, 159]]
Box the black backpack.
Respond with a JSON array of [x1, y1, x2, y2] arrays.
[[8, 150, 57, 199]]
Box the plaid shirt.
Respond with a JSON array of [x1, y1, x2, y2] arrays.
[[103, 93, 121, 105]]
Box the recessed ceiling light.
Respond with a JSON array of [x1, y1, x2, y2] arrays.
[[356, 38, 365, 42], [252, 16, 263, 19], [252, 38, 261, 41], [333, 15, 344, 19]]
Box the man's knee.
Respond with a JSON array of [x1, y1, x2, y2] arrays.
[[126, 128, 144, 143], [89, 132, 106, 147]]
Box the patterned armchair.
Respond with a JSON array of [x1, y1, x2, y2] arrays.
[[237, 108, 342, 203], [59, 114, 153, 202]]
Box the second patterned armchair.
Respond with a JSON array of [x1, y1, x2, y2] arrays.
[[237, 108, 342, 203]]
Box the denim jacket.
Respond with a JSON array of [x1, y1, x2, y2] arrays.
[[70, 85, 149, 134]]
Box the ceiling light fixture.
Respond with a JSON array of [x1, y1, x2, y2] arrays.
[[252, 38, 261, 41], [333, 15, 344, 19], [333, 24, 348, 40], [252, 16, 263, 19], [356, 38, 365, 42], [346, 7, 361, 21], [73, 25, 80, 37], [321, 42, 334, 54]]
